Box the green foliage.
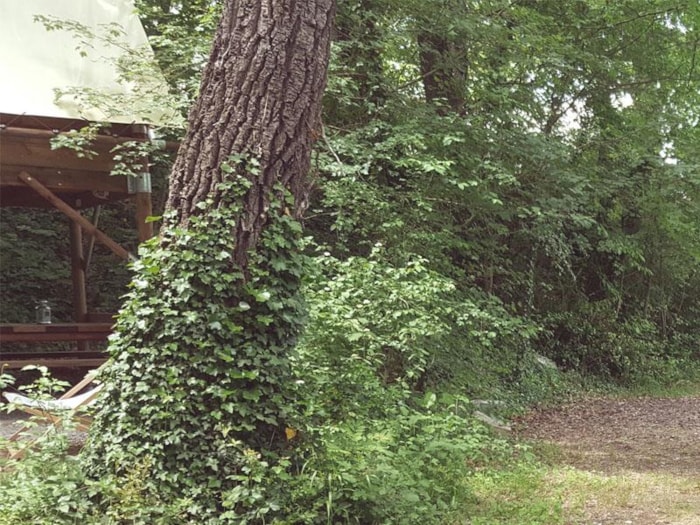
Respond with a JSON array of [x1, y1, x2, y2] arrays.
[[0, 208, 73, 324], [49, 123, 101, 159], [110, 139, 170, 179], [312, 0, 700, 395], [0, 443, 88, 525], [0, 369, 14, 390], [0, 203, 137, 328], [0, 370, 89, 525], [3, 1, 700, 522], [135, 0, 222, 112], [10, 365, 71, 398], [301, 245, 455, 392], [279, 399, 513, 525], [542, 305, 673, 382]]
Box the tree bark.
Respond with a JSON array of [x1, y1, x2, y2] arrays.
[[167, 0, 335, 271]]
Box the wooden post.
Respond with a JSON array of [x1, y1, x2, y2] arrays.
[[133, 125, 154, 242], [69, 220, 88, 322], [135, 191, 153, 242], [69, 220, 88, 351]]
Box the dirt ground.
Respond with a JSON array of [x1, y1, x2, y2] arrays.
[[517, 395, 700, 524]]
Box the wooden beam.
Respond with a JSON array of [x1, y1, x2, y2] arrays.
[[0, 350, 106, 363], [1, 165, 128, 193], [70, 221, 89, 352], [84, 206, 102, 272], [0, 332, 109, 342], [0, 188, 127, 209], [0, 322, 113, 343], [0, 128, 179, 179], [1, 112, 150, 137], [1, 133, 116, 173], [18, 172, 132, 260], [0, 124, 179, 151], [0, 357, 106, 370]]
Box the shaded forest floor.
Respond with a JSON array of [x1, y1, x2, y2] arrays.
[[514, 391, 700, 524]]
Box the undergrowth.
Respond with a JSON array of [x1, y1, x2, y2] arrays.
[[1, 245, 698, 523]]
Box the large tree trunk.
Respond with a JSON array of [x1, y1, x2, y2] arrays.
[[83, 1, 335, 519], [167, 0, 335, 271]]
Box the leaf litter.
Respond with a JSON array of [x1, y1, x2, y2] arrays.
[[517, 394, 700, 524]]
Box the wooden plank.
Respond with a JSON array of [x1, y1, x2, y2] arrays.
[[1, 133, 116, 173], [0, 333, 109, 342], [0, 113, 149, 138], [0, 350, 106, 360], [1, 126, 147, 146], [0, 188, 127, 209], [0, 324, 46, 333], [1, 349, 106, 370], [18, 172, 132, 260], [0, 165, 128, 193], [0, 323, 113, 334], [70, 221, 88, 351]]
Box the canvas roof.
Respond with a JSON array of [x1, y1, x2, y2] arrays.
[[0, 0, 178, 125]]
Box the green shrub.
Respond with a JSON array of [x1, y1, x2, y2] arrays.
[[541, 303, 689, 383], [296, 246, 542, 410], [0, 368, 89, 525], [299, 245, 456, 394], [268, 396, 515, 524], [0, 443, 89, 525]]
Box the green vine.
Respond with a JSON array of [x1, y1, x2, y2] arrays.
[[83, 183, 310, 520]]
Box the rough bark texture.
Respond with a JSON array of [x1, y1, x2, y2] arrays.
[[167, 0, 335, 269]]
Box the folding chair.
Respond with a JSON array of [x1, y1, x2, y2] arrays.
[[1, 366, 104, 459]]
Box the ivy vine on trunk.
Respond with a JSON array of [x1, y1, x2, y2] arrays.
[[83, 0, 336, 520]]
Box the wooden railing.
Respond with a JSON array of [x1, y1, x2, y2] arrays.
[[0, 322, 112, 368], [0, 323, 112, 343]]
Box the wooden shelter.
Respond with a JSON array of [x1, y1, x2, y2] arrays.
[[0, 0, 175, 366]]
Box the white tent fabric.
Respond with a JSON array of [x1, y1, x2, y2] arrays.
[[0, 0, 177, 125]]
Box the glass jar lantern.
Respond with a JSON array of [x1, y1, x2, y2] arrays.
[[35, 300, 52, 324]]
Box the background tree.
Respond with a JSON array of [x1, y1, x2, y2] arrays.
[[309, 0, 700, 382]]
